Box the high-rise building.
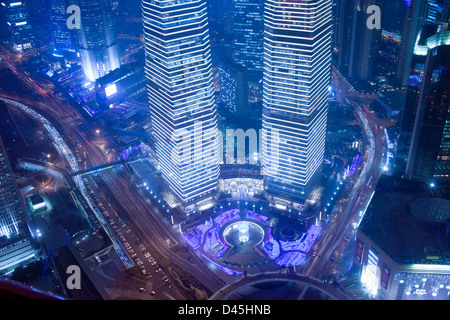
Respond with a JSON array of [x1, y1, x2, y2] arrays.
[[218, 60, 249, 117], [335, 0, 385, 82], [28, 0, 53, 47], [142, 0, 221, 208], [426, 0, 440, 23], [395, 25, 450, 182], [48, 0, 76, 52], [261, 0, 332, 203], [348, 0, 385, 81], [334, 0, 355, 71], [2, 0, 35, 51], [70, 0, 120, 82], [0, 135, 34, 272], [395, 0, 429, 88], [206, 0, 234, 44], [232, 0, 264, 76]]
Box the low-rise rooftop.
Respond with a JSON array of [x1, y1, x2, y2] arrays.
[[359, 176, 450, 265]]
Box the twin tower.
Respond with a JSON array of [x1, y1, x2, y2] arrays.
[[142, 0, 332, 210]]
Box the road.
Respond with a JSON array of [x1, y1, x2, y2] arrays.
[[303, 75, 388, 285], [99, 168, 226, 293], [0, 50, 221, 298]]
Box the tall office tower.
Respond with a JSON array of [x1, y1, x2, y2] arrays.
[[2, 0, 35, 51], [334, 0, 354, 69], [218, 60, 249, 117], [347, 0, 385, 81], [143, 0, 221, 207], [48, 0, 76, 52], [233, 0, 264, 75], [396, 0, 429, 88], [0, 135, 34, 272], [261, 0, 332, 203], [395, 25, 450, 182], [70, 0, 120, 82], [394, 24, 438, 178], [426, 0, 442, 23], [206, 0, 234, 43], [28, 0, 52, 46]]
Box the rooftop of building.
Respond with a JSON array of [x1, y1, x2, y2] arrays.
[[28, 194, 44, 206], [359, 175, 450, 265]]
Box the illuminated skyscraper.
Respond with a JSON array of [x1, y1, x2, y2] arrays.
[[396, 0, 428, 88], [261, 0, 332, 203], [395, 25, 450, 182], [0, 135, 34, 271], [142, 0, 220, 207], [2, 0, 35, 51], [218, 60, 249, 117], [48, 0, 76, 52], [350, 0, 385, 81], [70, 0, 120, 82], [233, 0, 264, 75]]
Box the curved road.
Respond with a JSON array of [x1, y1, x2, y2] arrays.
[[209, 271, 352, 300]]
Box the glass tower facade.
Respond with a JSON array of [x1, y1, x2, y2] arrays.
[[3, 0, 35, 51], [143, 0, 220, 207], [48, 0, 76, 52], [261, 0, 332, 202], [396, 27, 450, 181], [0, 135, 34, 271], [233, 0, 264, 75], [70, 0, 120, 82]]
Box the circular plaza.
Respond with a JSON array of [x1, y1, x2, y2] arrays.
[[182, 207, 323, 275]]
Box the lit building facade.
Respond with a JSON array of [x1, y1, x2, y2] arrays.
[[2, 0, 35, 51], [218, 60, 249, 117], [395, 26, 450, 182], [395, 0, 428, 88], [143, 0, 221, 207], [48, 0, 76, 52], [0, 135, 34, 272], [261, 0, 332, 203], [70, 0, 120, 82], [232, 0, 264, 75]]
